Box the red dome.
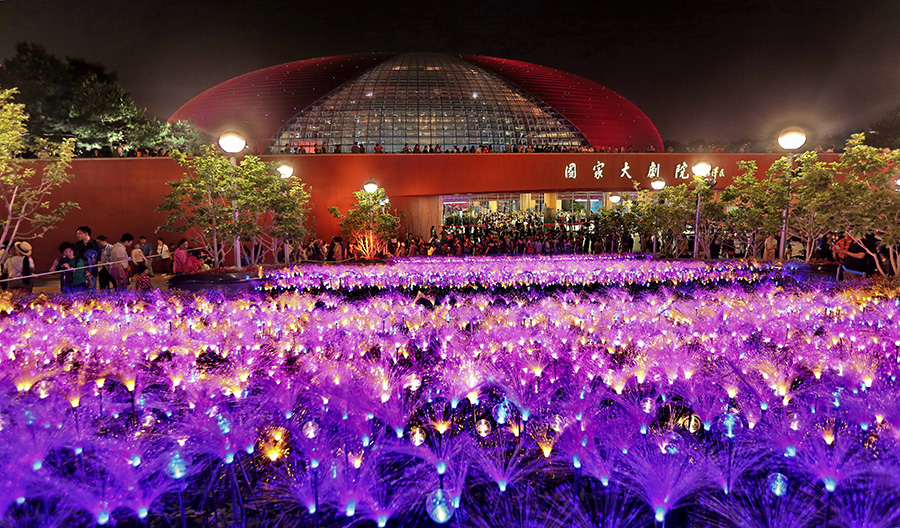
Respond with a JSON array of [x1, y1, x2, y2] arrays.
[[463, 56, 663, 151], [170, 53, 663, 153]]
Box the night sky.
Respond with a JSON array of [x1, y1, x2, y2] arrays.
[[2, 0, 899, 144]]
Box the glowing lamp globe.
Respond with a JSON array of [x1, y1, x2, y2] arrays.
[[276, 162, 294, 178], [717, 413, 743, 439], [778, 127, 807, 150], [363, 177, 379, 194], [475, 419, 491, 437], [651, 179, 666, 190], [425, 488, 455, 524], [692, 161, 712, 177], [218, 131, 247, 154], [767, 472, 788, 497], [609, 194, 622, 204], [302, 420, 318, 439]]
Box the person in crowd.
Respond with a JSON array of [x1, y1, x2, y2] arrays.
[[173, 239, 189, 275], [110, 233, 134, 290], [333, 236, 344, 261], [132, 263, 152, 291], [138, 236, 154, 276], [96, 236, 116, 290], [763, 234, 778, 261], [156, 237, 172, 275], [53, 242, 89, 293], [842, 234, 878, 277], [75, 226, 101, 290], [130, 239, 147, 277], [1, 241, 35, 292], [185, 250, 203, 274]]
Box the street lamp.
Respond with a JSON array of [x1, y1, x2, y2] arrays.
[[777, 127, 807, 260], [276, 162, 294, 179], [609, 193, 622, 204], [364, 177, 379, 194], [692, 161, 715, 259], [649, 178, 666, 254], [218, 131, 246, 154], [218, 131, 247, 269]]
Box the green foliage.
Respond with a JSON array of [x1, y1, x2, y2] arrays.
[[829, 134, 900, 275], [330, 188, 399, 259], [0, 86, 77, 260], [721, 161, 784, 258], [0, 42, 205, 152], [158, 145, 311, 268], [155, 120, 211, 155]]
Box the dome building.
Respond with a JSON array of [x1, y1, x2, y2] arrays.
[[171, 53, 663, 154]]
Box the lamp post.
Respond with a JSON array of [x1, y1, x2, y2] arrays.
[[218, 131, 246, 269], [276, 161, 294, 264], [776, 127, 807, 260], [650, 178, 666, 254], [363, 178, 379, 256], [692, 161, 715, 259]]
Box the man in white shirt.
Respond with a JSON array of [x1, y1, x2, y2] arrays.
[[110, 233, 134, 290]]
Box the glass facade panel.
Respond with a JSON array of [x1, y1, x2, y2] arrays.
[[268, 53, 587, 154]]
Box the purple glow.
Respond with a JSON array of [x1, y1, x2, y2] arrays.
[[0, 256, 896, 526]]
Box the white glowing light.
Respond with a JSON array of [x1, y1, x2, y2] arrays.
[[692, 161, 712, 177], [363, 177, 379, 194], [778, 127, 807, 150], [276, 162, 294, 178], [218, 131, 246, 154]]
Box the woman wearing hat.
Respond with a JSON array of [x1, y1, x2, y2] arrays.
[[2, 241, 35, 292]]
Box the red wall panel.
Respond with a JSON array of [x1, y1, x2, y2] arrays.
[[28, 153, 835, 269]]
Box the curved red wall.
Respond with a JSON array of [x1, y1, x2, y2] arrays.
[[31, 153, 834, 269]]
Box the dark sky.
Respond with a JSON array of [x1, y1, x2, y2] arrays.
[[2, 0, 899, 143]]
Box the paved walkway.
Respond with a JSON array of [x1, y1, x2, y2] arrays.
[[30, 274, 172, 294]]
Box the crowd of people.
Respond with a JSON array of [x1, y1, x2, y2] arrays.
[[0, 214, 888, 296], [280, 142, 655, 155], [0, 226, 209, 294]]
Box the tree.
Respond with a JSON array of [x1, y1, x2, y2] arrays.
[[155, 120, 211, 155], [158, 146, 311, 268], [721, 162, 785, 259], [781, 151, 839, 262], [0, 87, 77, 262], [829, 134, 900, 276], [0, 42, 202, 152], [653, 183, 700, 257], [329, 188, 399, 259]]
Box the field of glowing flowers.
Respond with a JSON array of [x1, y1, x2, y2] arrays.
[[0, 256, 899, 527]]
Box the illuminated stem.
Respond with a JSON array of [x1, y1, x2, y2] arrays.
[[178, 490, 187, 528], [313, 468, 319, 513], [131, 391, 137, 430], [230, 465, 244, 527]]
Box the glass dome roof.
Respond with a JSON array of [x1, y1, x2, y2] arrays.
[[268, 53, 587, 153]]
